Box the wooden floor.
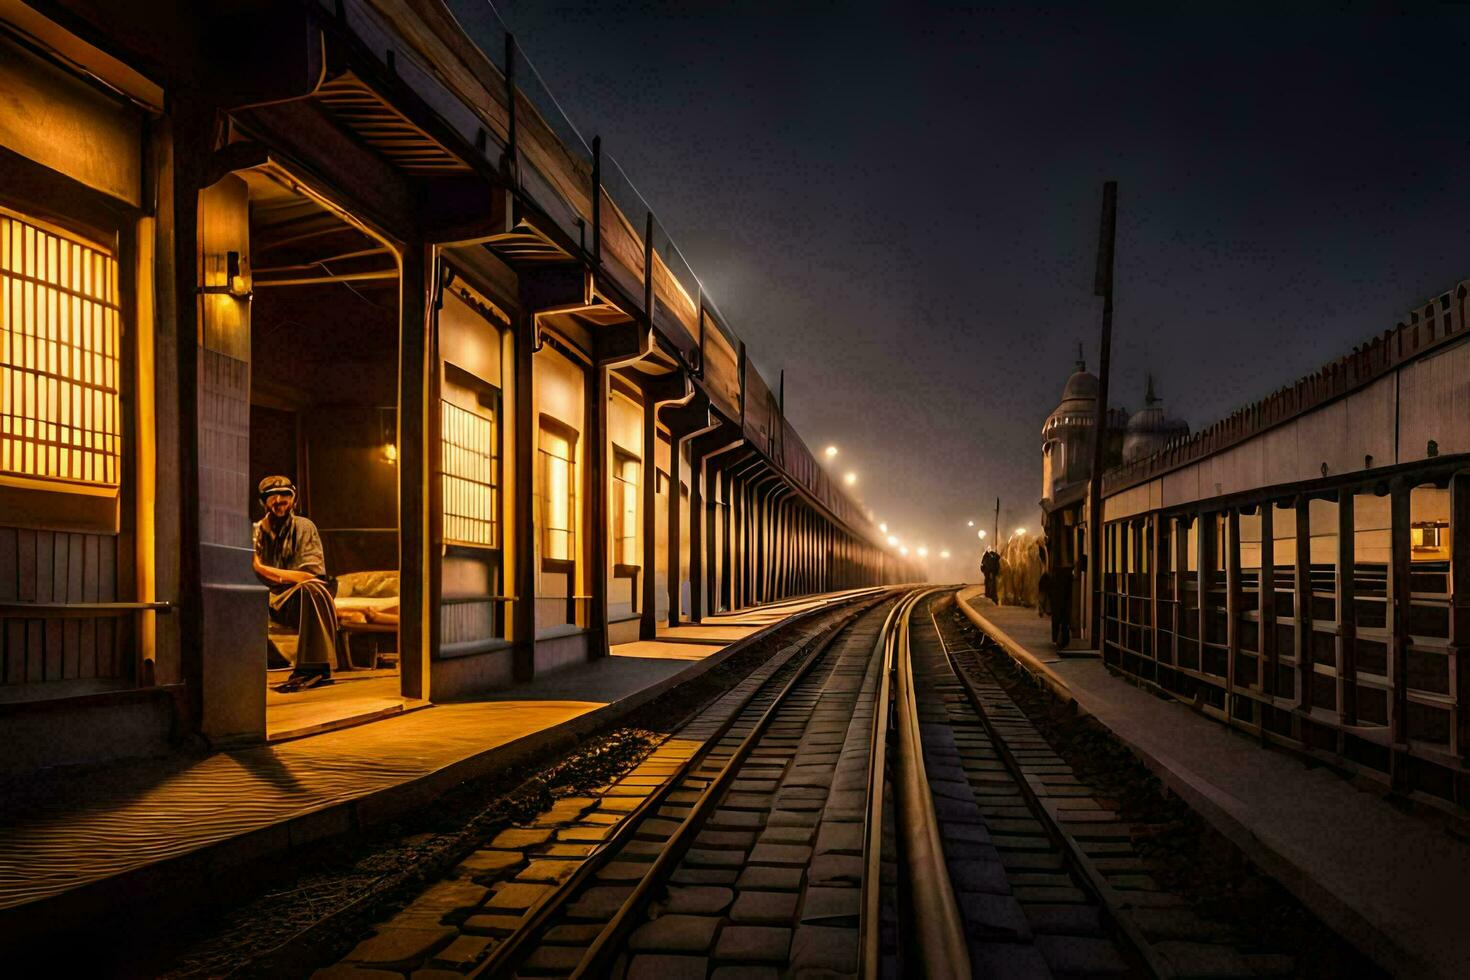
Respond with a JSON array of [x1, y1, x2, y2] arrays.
[[265, 669, 413, 741], [0, 587, 883, 919]]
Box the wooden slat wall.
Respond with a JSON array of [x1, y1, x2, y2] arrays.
[[0, 526, 124, 685]]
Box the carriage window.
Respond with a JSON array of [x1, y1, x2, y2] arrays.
[[1, 209, 120, 488]]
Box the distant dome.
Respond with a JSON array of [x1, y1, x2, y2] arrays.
[[1061, 369, 1099, 403], [1045, 353, 1100, 434], [1122, 375, 1189, 461]]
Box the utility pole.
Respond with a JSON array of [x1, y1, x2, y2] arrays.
[[1088, 181, 1118, 651]]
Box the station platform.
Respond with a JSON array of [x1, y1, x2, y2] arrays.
[[0, 588, 879, 938], [957, 586, 1470, 980]]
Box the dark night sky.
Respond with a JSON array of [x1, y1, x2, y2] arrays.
[[491, 1, 1470, 575]]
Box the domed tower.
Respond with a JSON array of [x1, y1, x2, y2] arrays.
[[1122, 375, 1190, 462], [1041, 350, 1102, 504]]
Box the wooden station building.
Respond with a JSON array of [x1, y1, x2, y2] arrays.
[[0, 0, 910, 769]]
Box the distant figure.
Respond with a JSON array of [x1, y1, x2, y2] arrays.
[[1049, 562, 1075, 648], [981, 548, 1001, 602], [1036, 537, 1051, 618]]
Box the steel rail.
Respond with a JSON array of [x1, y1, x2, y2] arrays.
[[927, 595, 1169, 979], [470, 594, 879, 978], [571, 603, 876, 978], [891, 589, 973, 978], [857, 590, 909, 979]]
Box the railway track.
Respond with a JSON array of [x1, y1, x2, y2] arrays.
[[312, 588, 1330, 978]]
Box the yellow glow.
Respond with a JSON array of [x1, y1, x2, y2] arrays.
[[879, 522, 887, 533], [0, 208, 121, 488], [540, 424, 576, 561], [442, 396, 496, 546], [899, 546, 909, 556], [940, 550, 951, 559], [383, 442, 398, 463], [886, 534, 898, 546], [612, 452, 639, 565], [1015, 527, 1026, 536], [978, 530, 987, 539], [824, 444, 838, 459], [843, 472, 857, 486], [917, 547, 928, 557], [967, 520, 974, 527]]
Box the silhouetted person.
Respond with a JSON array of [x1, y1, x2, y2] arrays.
[[981, 548, 1001, 603], [1049, 562, 1074, 648]]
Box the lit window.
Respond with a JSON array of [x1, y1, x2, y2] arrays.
[[611, 448, 639, 566], [441, 376, 498, 547], [0, 209, 120, 487], [540, 421, 576, 563]]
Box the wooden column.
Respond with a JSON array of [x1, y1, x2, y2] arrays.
[[1448, 474, 1470, 766], [399, 242, 433, 698], [1196, 513, 1213, 676], [1338, 492, 1358, 726], [1390, 479, 1413, 786], [667, 436, 682, 628], [588, 363, 609, 656], [639, 392, 657, 640], [512, 309, 537, 681], [1295, 497, 1313, 718], [1260, 503, 1278, 700], [688, 449, 704, 623], [1149, 516, 1161, 672], [704, 460, 718, 617], [1226, 510, 1242, 720]]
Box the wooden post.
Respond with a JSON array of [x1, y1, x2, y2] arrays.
[[1260, 503, 1278, 700], [639, 392, 657, 640], [588, 362, 609, 656], [1226, 509, 1242, 721], [1390, 479, 1412, 786], [1197, 513, 1213, 679], [667, 434, 681, 628], [688, 448, 703, 623], [1295, 497, 1313, 719], [1338, 492, 1358, 726], [1449, 474, 1470, 766], [398, 242, 433, 698], [512, 309, 536, 681]]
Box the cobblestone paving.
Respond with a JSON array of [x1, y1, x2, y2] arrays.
[[314, 615, 844, 979], [617, 605, 887, 978]]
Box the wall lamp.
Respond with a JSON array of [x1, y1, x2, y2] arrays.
[[197, 250, 253, 298]]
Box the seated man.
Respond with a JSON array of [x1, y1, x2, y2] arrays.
[[252, 475, 337, 692]]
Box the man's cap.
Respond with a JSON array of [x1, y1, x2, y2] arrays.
[[258, 475, 297, 500]]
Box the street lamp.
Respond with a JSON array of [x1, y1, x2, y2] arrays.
[[886, 534, 899, 547], [917, 547, 928, 558], [824, 445, 838, 460], [967, 520, 974, 527], [899, 546, 909, 556], [1014, 527, 1027, 537], [940, 550, 951, 559], [843, 472, 857, 487], [879, 522, 887, 533], [977, 530, 987, 541]]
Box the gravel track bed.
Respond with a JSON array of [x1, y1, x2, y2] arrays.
[[937, 595, 1383, 979]]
